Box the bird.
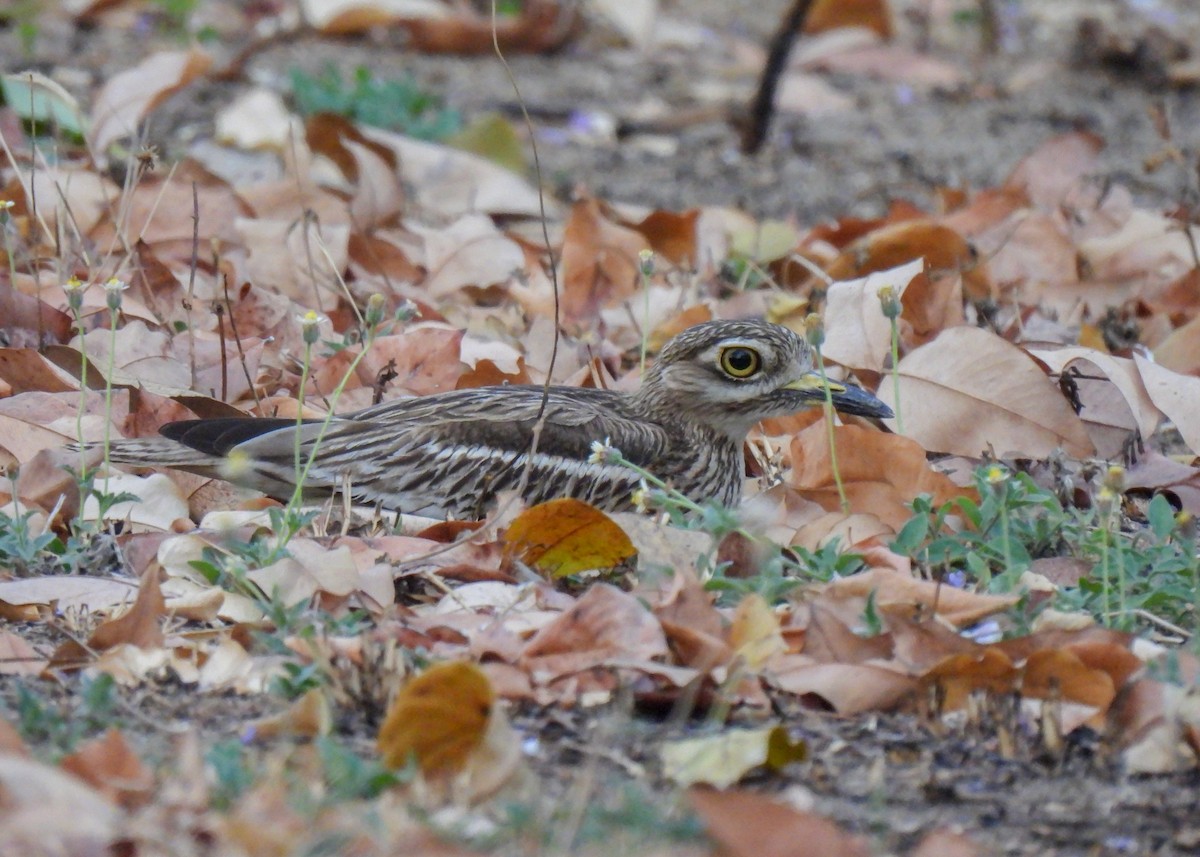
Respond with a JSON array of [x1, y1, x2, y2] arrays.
[[101, 319, 892, 519]]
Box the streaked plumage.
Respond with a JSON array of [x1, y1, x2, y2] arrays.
[[102, 320, 892, 518]]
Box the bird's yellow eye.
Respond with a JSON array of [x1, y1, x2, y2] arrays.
[[719, 346, 762, 379]]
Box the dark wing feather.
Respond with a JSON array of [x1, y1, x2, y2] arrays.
[[160, 417, 307, 456]]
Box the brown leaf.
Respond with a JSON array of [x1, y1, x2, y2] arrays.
[[377, 659, 523, 803], [878, 326, 1093, 458], [559, 196, 650, 331], [825, 568, 1018, 629], [0, 630, 46, 676], [59, 728, 154, 809], [88, 565, 166, 652], [521, 583, 669, 678], [1029, 347, 1160, 458], [924, 647, 1019, 711], [1004, 131, 1104, 210], [245, 688, 332, 742], [1134, 354, 1200, 455], [820, 259, 922, 372], [629, 208, 700, 266], [689, 787, 871, 857], [0, 755, 120, 847]]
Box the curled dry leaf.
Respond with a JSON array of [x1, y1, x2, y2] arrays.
[[1133, 355, 1200, 455], [88, 565, 166, 652], [1003, 130, 1103, 211], [521, 583, 669, 680], [820, 258, 922, 373], [0, 755, 120, 849], [772, 661, 918, 715], [1028, 347, 1160, 458], [878, 326, 1093, 458], [244, 688, 332, 742], [805, 0, 894, 38], [627, 208, 700, 266], [0, 576, 139, 622], [416, 214, 525, 297], [80, 472, 190, 532], [0, 630, 46, 676], [824, 568, 1018, 629], [364, 129, 550, 218], [923, 648, 1018, 711], [88, 48, 213, 157]]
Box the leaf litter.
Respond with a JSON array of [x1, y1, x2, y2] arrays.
[[3, 0, 1200, 854]]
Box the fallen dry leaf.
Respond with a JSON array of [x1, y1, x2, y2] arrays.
[[788, 420, 970, 531], [88, 48, 213, 157], [503, 498, 637, 578], [59, 728, 154, 809], [879, 326, 1093, 458], [689, 787, 871, 857]]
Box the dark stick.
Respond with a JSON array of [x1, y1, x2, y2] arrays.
[[741, 0, 816, 154]]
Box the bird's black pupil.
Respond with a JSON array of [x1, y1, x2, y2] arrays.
[[727, 349, 754, 372]]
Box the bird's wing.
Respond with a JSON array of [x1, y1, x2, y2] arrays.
[[233, 386, 671, 467]]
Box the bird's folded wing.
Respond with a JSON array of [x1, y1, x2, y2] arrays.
[[226, 386, 672, 468]]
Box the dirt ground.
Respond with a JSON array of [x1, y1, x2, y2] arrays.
[[4, 0, 1200, 854]]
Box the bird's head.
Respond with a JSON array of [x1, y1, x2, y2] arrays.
[[633, 319, 893, 439]]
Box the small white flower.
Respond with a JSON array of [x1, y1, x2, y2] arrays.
[[297, 310, 328, 345], [631, 479, 652, 513], [588, 438, 620, 466], [103, 276, 128, 311], [0, 199, 14, 211]]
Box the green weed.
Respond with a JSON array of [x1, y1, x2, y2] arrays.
[[290, 65, 462, 140]]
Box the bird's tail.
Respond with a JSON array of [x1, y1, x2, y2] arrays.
[[69, 437, 225, 471]]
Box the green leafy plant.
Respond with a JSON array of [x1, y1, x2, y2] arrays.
[[13, 674, 119, 755], [892, 464, 1200, 631], [290, 65, 462, 140]]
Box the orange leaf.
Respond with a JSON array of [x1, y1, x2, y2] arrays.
[[559, 197, 649, 331], [377, 661, 493, 777], [503, 498, 636, 578], [805, 0, 893, 38], [1021, 649, 1116, 709], [630, 208, 700, 266], [923, 648, 1018, 711], [788, 421, 971, 531]]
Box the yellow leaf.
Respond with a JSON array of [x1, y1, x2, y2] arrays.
[[661, 725, 802, 788], [503, 498, 637, 578], [377, 661, 494, 777], [447, 113, 527, 175], [729, 593, 786, 672]]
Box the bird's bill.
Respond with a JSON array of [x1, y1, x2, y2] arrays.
[[780, 373, 894, 419]]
